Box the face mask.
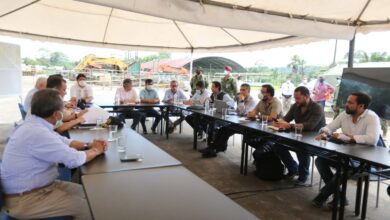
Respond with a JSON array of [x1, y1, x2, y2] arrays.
[[79, 80, 87, 87], [224, 70, 230, 75], [319, 79, 324, 83], [258, 93, 263, 100], [54, 111, 64, 128], [303, 80, 308, 84], [286, 80, 291, 83], [146, 85, 153, 90], [195, 89, 201, 95]]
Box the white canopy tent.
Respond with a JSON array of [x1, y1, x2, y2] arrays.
[[1, 0, 390, 53]]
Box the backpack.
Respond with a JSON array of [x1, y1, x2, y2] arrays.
[[253, 141, 285, 181]]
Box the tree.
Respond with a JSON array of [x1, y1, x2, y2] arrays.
[[370, 52, 387, 62], [287, 55, 306, 75], [140, 52, 171, 63]]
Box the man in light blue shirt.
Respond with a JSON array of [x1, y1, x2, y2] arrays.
[[1, 89, 107, 220], [162, 80, 188, 133], [23, 77, 47, 112], [139, 79, 161, 134]]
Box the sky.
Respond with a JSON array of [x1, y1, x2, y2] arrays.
[[1, 31, 390, 68]]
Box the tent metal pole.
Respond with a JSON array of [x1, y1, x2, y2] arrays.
[[332, 40, 338, 66], [189, 49, 194, 84], [348, 36, 355, 68]]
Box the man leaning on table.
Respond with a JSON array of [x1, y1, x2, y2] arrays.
[[272, 86, 326, 186], [312, 92, 381, 209], [1, 89, 107, 220]]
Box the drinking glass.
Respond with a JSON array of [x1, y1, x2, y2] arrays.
[[117, 135, 127, 153], [108, 125, 118, 141], [261, 115, 268, 127], [295, 124, 303, 139]]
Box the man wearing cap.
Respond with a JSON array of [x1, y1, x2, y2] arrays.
[[221, 66, 238, 98], [190, 67, 209, 96]]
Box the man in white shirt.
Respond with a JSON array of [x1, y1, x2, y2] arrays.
[[115, 79, 146, 132], [281, 78, 295, 114], [184, 80, 210, 133], [312, 92, 381, 209], [162, 80, 188, 133], [1, 89, 107, 220], [70, 74, 93, 103], [24, 77, 47, 112], [201, 83, 256, 158]]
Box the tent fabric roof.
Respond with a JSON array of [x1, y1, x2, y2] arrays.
[[1, 0, 390, 52]]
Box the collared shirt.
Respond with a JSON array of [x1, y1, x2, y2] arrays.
[[139, 88, 159, 100], [236, 95, 256, 116], [162, 89, 187, 103], [281, 81, 295, 96], [312, 82, 335, 102], [70, 84, 93, 101], [321, 110, 380, 145], [0, 115, 86, 194], [24, 88, 38, 112], [190, 90, 210, 106], [254, 97, 283, 117], [284, 99, 326, 131], [115, 88, 138, 103]]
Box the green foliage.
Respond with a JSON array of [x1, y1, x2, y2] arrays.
[[140, 52, 171, 63], [344, 50, 390, 63], [287, 54, 306, 75], [22, 48, 75, 70]]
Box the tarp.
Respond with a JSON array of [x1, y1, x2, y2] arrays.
[[0, 0, 390, 52]]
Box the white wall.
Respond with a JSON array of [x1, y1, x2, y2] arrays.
[[0, 42, 21, 96]]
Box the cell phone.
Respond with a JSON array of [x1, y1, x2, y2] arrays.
[[120, 154, 142, 162]]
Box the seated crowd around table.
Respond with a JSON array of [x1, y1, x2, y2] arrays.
[[0, 67, 382, 219]]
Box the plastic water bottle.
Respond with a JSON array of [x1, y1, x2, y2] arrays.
[[115, 95, 120, 105], [204, 99, 210, 113], [173, 94, 178, 105]]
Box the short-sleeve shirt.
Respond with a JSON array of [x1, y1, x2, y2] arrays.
[[139, 89, 159, 100], [70, 84, 93, 100], [254, 97, 283, 117], [115, 88, 138, 102]]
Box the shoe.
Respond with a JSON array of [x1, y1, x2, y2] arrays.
[[312, 193, 328, 208], [143, 130, 148, 134], [326, 197, 350, 210], [284, 171, 298, 180], [294, 178, 308, 187], [168, 125, 176, 134], [151, 128, 157, 134], [198, 147, 211, 153], [202, 148, 217, 158]]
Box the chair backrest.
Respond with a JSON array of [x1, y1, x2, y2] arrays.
[[377, 135, 386, 148], [17, 103, 27, 120]]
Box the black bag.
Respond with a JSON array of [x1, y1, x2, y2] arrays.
[[253, 141, 285, 181], [102, 116, 124, 129]]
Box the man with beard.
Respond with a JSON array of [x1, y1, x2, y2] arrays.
[[312, 92, 380, 209], [272, 86, 326, 186]]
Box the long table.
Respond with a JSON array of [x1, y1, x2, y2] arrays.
[[82, 166, 258, 220], [98, 103, 171, 139], [70, 126, 259, 220], [70, 128, 181, 175], [178, 105, 390, 220]]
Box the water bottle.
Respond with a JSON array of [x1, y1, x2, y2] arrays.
[[204, 99, 210, 113], [115, 95, 120, 105], [173, 94, 178, 105]]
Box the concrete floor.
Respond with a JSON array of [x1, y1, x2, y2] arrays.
[[138, 121, 390, 220]]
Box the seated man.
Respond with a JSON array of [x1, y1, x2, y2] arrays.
[[1, 89, 107, 220], [46, 75, 87, 136], [246, 84, 283, 147], [162, 80, 187, 133], [184, 80, 211, 133], [272, 86, 326, 186], [24, 77, 47, 112], [312, 92, 381, 209], [70, 73, 94, 103], [139, 79, 161, 134], [201, 83, 256, 158], [200, 81, 235, 147], [115, 78, 146, 132]]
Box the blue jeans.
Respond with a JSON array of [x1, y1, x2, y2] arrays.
[[273, 144, 311, 181]]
